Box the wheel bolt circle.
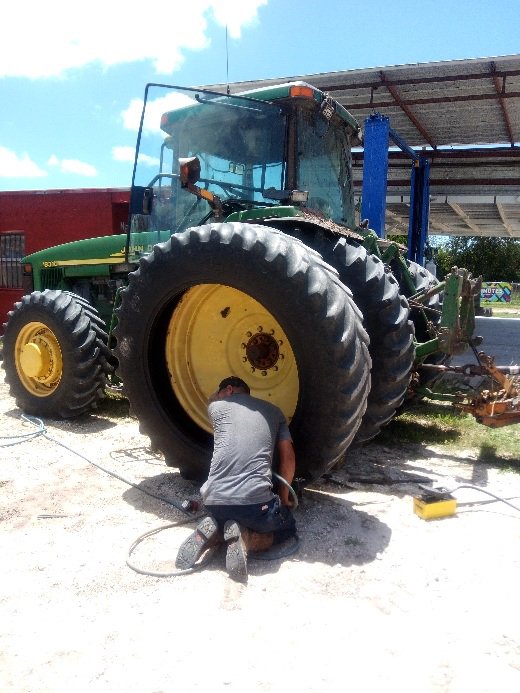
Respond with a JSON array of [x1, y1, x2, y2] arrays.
[[244, 331, 279, 371]]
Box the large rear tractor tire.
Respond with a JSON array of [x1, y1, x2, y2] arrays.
[[392, 260, 442, 342], [115, 223, 371, 481], [324, 239, 415, 443], [2, 290, 111, 417], [392, 260, 446, 396]]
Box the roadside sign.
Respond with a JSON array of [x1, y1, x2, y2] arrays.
[[481, 282, 512, 303]]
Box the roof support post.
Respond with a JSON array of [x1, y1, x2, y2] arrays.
[[361, 113, 389, 237], [362, 112, 431, 259], [407, 157, 430, 266]]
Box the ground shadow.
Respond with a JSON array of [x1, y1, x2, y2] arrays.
[[476, 441, 520, 470], [395, 444, 520, 475], [1, 395, 131, 434], [365, 404, 519, 474], [340, 435, 520, 508], [121, 469, 393, 577], [376, 413, 462, 446], [109, 445, 165, 468], [122, 471, 200, 521]]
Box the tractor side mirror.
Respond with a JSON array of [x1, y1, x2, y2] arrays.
[[130, 186, 153, 215], [179, 156, 201, 187]]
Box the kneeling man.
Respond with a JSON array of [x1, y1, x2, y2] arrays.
[[176, 376, 296, 581]]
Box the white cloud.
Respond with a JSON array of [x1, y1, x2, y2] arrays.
[[112, 146, 136, 163], [0, 1, 268, 78], [121, 99, 146, 133], [48, 155, 97, 177], [112, 146, 159, 167], [137, 153, 161, 167], [121, 92, 196, 134], [0, 146, 47, 178], [210, 0, 266, 38]]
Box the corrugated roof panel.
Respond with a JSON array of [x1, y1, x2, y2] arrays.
[[207, 56, 520, 236], [386, 201, 520, 238]]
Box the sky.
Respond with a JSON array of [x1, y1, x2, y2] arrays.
[[1, 0, 519, 191]]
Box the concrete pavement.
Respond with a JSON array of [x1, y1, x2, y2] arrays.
[[452, 316, 520, 367]]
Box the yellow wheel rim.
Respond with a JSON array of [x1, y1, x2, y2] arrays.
[[165, 284, 299, 432], [14, 321, 63, 397]]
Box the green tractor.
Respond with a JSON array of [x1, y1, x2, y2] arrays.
[[2, 82, 478, 480]]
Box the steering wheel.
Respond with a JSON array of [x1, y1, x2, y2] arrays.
[[196, 176, 258, 198]]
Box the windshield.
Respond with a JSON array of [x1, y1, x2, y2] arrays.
[[297, 107, 355, 227], [131, 85, 287, 234]]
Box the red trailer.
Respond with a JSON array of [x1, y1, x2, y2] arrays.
[[0, 188, 130, 328]]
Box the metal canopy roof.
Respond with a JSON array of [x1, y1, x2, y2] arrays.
[[207, 55, 520, 238]]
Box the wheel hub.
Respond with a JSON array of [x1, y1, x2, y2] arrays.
[[15, 322, 63, 395], [245, 331, 279, 370], [19, 341, 50, 378], [165, 284, 298, 432]]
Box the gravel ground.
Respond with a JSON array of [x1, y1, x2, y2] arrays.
[[1, 370, 520, 693]]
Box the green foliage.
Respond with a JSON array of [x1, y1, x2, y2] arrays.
[[376, 401, 520, 468], [386, 233, 408, 247], [436, 237, 520, 281]]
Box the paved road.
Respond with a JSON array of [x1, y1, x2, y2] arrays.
[[452, 316, 520, 367]]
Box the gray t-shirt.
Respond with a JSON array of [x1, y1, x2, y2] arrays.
[[200, 394, 292, 506]]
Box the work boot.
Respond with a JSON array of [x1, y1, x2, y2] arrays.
[[175, 516, 220, 570], [223, 521, 248, 582]]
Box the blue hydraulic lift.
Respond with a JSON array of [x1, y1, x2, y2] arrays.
[[360, 113, 430, 266]]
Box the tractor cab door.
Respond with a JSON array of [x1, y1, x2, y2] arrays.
[[129, 84, 287, 241]]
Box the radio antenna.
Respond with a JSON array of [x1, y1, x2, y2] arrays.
[[226, 25, 230, 95]]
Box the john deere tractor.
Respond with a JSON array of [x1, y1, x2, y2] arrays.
[[3, 82, 483, 481]]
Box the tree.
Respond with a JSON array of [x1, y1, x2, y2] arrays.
[[436, 237, 520, 282]]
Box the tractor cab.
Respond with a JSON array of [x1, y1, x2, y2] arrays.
[[129, 82, 361, 245]]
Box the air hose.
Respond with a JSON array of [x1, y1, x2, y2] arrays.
[[126, 521, 218, 578], [127, 473, 299, 577], [6, 414, 299, 577], [10, 415, 191, 513], [273, 472, 299, 509], [422, 483, 520, 513]]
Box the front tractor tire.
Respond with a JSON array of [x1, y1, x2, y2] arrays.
[[115, 223, 371, 482], [2, 290, 111, 418]]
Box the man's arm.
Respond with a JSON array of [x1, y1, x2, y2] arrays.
[[277, 439, 296, 507]]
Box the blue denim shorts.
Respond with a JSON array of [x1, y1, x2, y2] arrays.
[[205, 496, 296, 542]]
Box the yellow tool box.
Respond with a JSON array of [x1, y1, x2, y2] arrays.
[[413, 489, 457, 520]]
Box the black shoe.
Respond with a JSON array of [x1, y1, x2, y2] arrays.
[[175, 516, 219, 569], [223, 520, 248, 582]]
